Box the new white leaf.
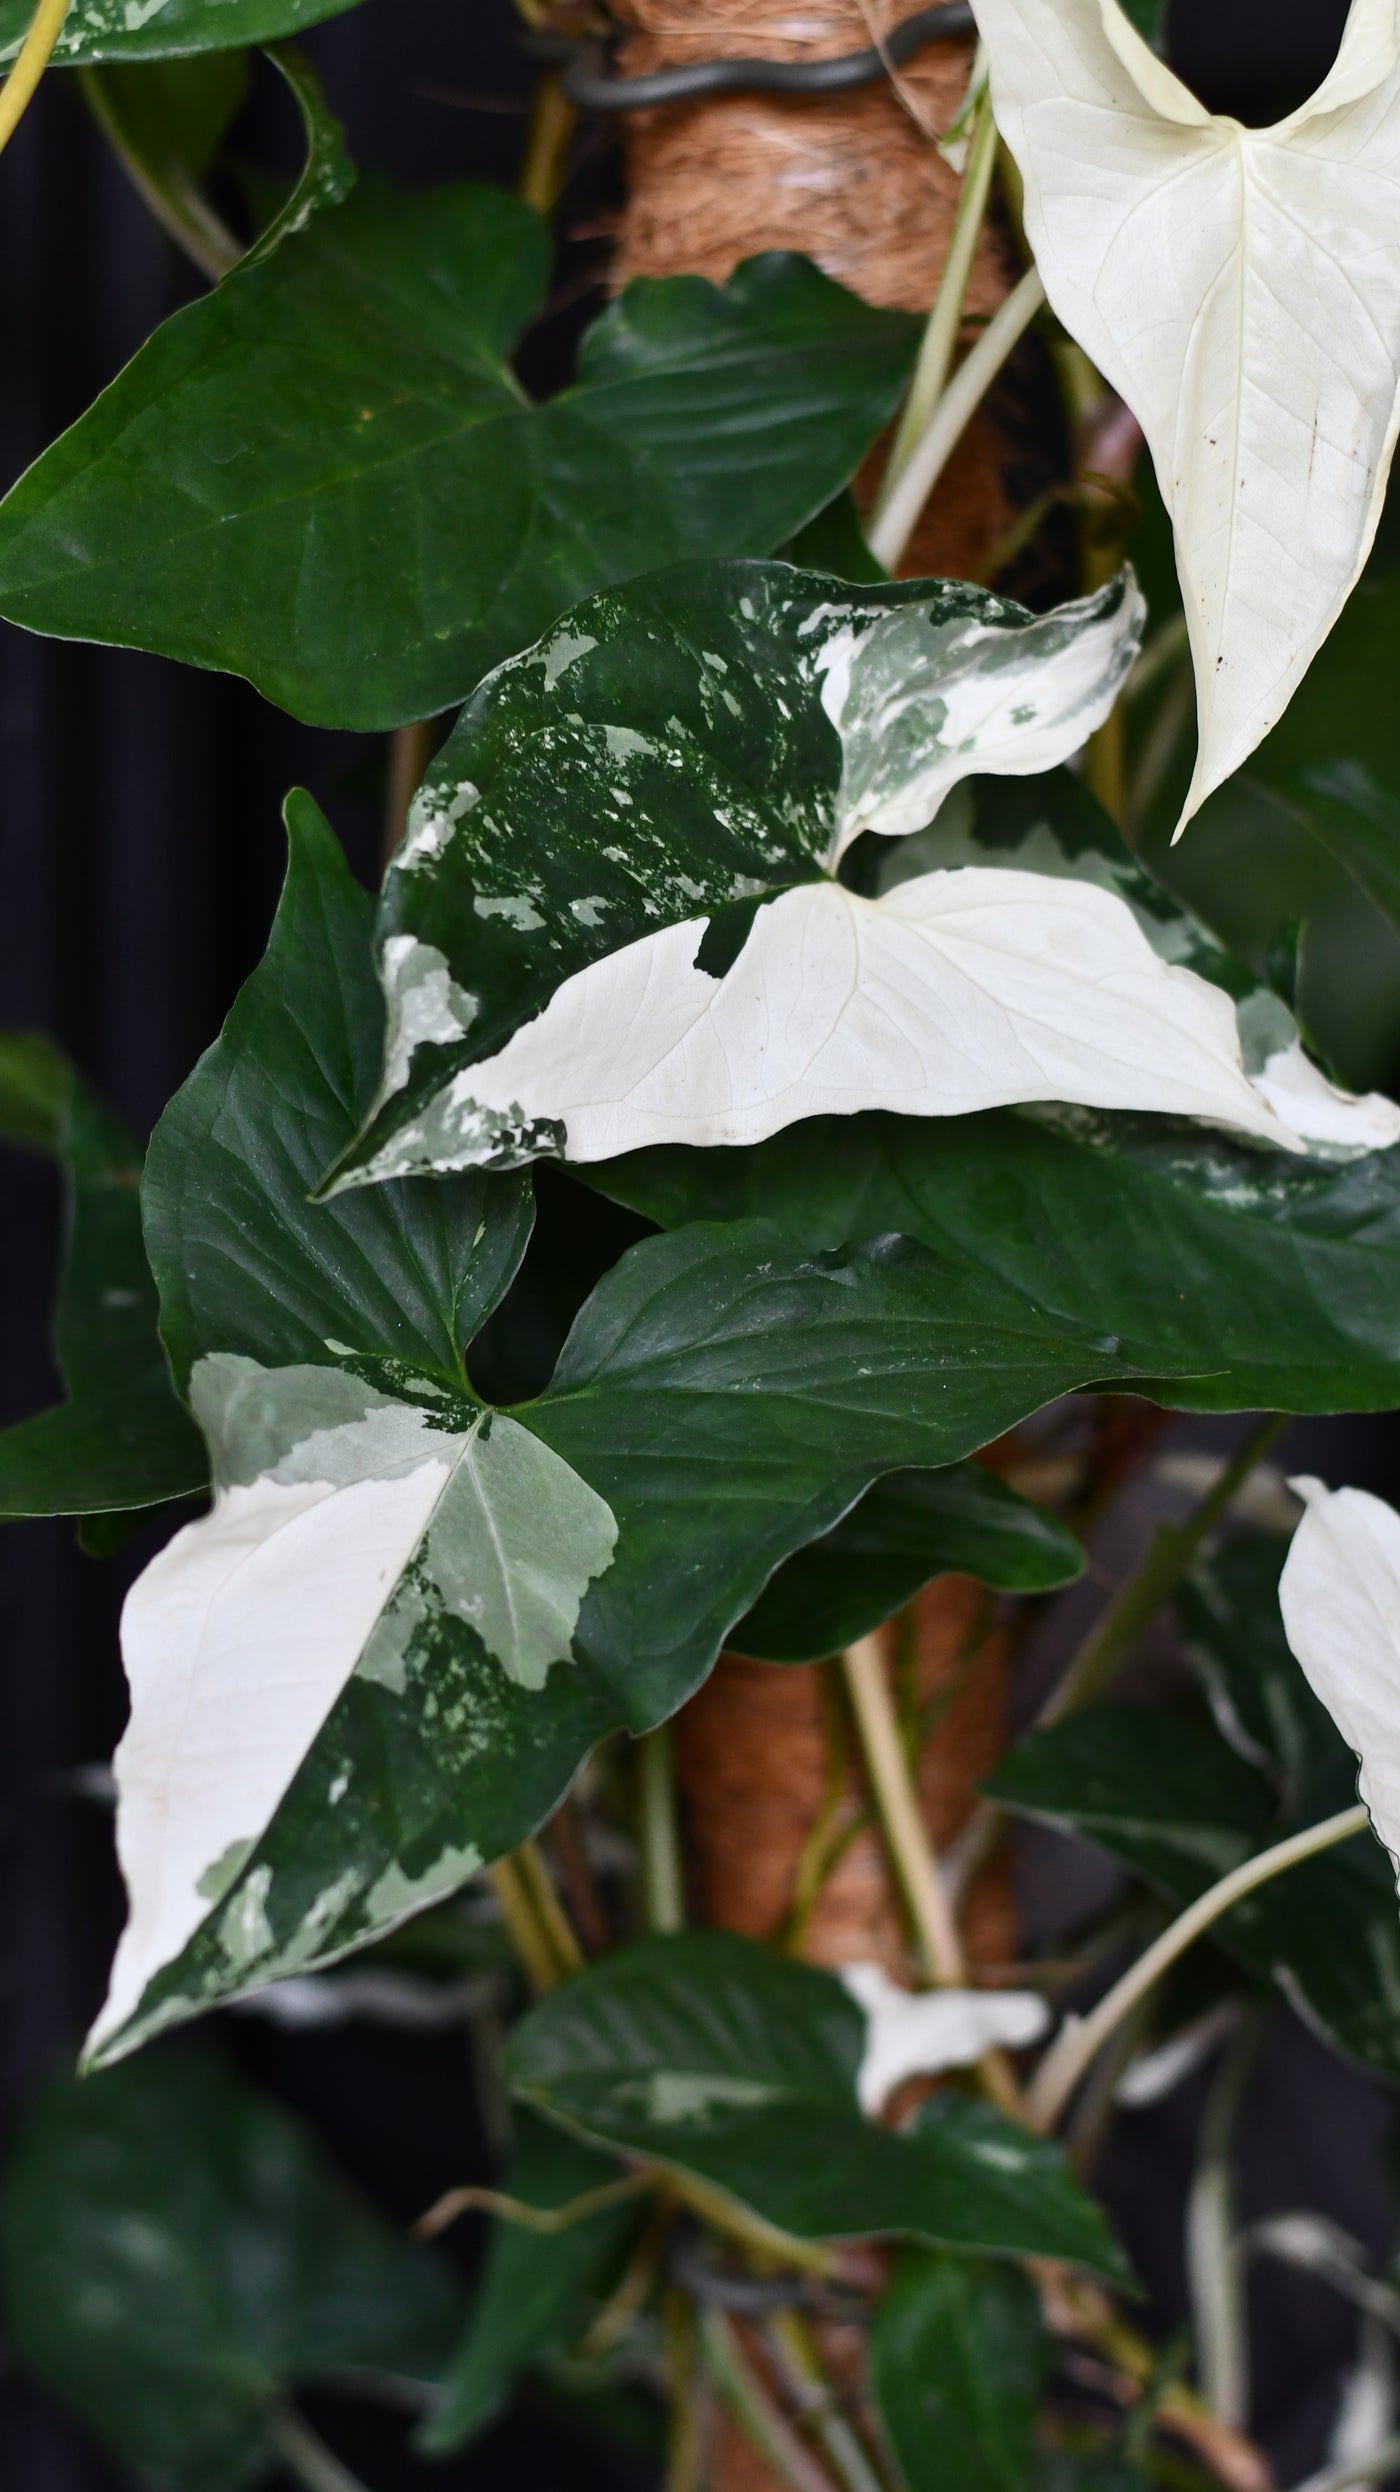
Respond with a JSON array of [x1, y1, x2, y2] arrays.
[[88, 1358, 616, 2060], [974, 0, 1400, 828], [840, 1962, 1049, 2115], [364, 864, 1309, 1172], [1279, 1474, 1400, 1890]]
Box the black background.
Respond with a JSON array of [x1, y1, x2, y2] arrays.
[[1, 3, 1394, 2485]]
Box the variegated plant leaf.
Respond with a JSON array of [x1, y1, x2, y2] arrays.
[[0, 0, 367, 61], [975, 0, 1400, 832], [96, 793, 1205, 2064], [331, 565, 1397, 1193], [1279, 1476, 1400, 1892]]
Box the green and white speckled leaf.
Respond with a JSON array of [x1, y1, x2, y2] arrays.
[[98, 793, 1209, 2061], [334, 561, 1396, 1192], [87, 1358, 615, 2065], [0, 0, 366, 64], [0, 190, 922, 727]]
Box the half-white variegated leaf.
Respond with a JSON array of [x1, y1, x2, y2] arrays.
[[322, 557, 1347, 1187], [1279, 1476, 1400, 1892], [87, 1356, 616, 2064], [975, 0, 1400, 830]]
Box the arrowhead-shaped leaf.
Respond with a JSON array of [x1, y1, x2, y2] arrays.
[[975, 0, 1400, 829], [0, 2048, 461, 2492], [504, 1930, 1129, 2280], [0, 0, 367, 60], [0, 1035, 204, 1520], [1279, 1477, 1400, 1895], [0, 185, 921, 728], [327, 559, 1355, 1190]]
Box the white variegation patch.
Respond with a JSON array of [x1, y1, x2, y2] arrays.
[[352, 866, 1306, 1178], [1279, 1476, 1400, 1893], [974, 0, 1400, 831], [1251, 1042, 1400, 1152], [811, 579, 1146, 859], [87, 1357, 617, 2060], [840, 1963, 1050, 2115]]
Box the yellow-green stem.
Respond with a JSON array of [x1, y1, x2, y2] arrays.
[[0, 0, 73, 160], [869, 268, 1046, 573]]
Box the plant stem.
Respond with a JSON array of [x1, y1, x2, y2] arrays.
[[699, 2306, 840, 2492], [270, 2409, 374, 2492], [766, 2309, 893, 2492], [1186, 2006, 1264, 2431], [871, 84, 997, 534], [1025, 1804, 1369, 2133], [1041, 1414, 1288, 1727], [638, 1722, 687, 1933], [78, 66, 242, 282], [0, 0, 72, 161], [664, 2288, 707, 2492], [842, 1634, 966, 1987], [488, 1840, 582, 1994], [518, 70, 575, 217], [842, 1634, 1022, 2119], [869, 267, 1045, 573], [666, 2168, 843, 2283], [414, 2168, 651, 2242]]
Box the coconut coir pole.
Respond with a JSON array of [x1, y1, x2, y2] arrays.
[[609, 16, 1023, 2479]]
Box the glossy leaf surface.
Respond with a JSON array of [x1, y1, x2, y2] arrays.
[[0, 1036, 203, 1518], [505, 1931, 1128, 2277], [976, 0, 1400, 830], [0, 2048, 461, 2491], [984, 1701, 1400, 2082], [731, 1463, 1083, 1662], [0, 187, 921, 727], [1279, 1477, 1400, 1893], [0, 0, 366, 61], [871, 2251, 1050, 2492], [422, 2112, 637, 2456]]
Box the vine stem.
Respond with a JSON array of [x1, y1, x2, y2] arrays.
[[699, 2306, 840, 2492], [1186, 2006, 1265, 2429], [1024, 1804, 1369, 2134], [488, 1838, 583, 1994], [841, 1634, 1022, 2119], [869, 266, 1045, 573], [0, 0, 71, 157], [638, 1722, 687, 1933], [870, 79, 997, 538], [270, 2409, 374, 2492]]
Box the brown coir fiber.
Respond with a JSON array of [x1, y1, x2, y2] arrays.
[[609, 0, 1021, 578]]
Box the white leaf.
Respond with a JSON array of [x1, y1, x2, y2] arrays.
[[973, 0, 1400, 829], [1250, 1041, 1400, 1151], [1278, 1475, 1400, 1889], [839, 1962, 1049, 2115], [364, 864, 1299, 1175], [87, 1358, 616, 2061]]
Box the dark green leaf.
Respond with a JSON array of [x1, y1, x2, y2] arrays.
[[0, 184, 918, 728], [731, 1464, 1083, 1663], [871, 2251, 1050, 2492], [0, 1043, 204, 1518], [1179, 1530, 1359, 1823], [143, 789, 534, 1396], [590, 1098, 1400, 1415], [0, 0, 367, 64], [505, 1932, 1128, 2279], [420, 2112, 637, 2457], [0, 2048, 462, 2492], [777, 485, 888, 582], [243, 42, 354, 269], [80, 45, 252, 283], [1117, 0, 1166, 50], [984, 1706, 1400, 2084]]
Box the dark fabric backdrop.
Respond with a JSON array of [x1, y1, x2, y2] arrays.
[[1, 4, 1392, 2485]]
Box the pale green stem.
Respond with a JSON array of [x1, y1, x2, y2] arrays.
[[271, 2409, 374, 2492], [1125, 615, 1191, 707], [0, 0, 72, 159], [766, 2310, 892, 2492], [869, 266, 1045, 572], [1025, 1804, 1370, 2134], [842, 1634, 966, 1986], [638, 1722, 686, 1933], [699, 2306, 839, 2492], [1041, 1414, 1288, 1727], [871, 86, 998, 538], [78, 67, 241, 283], [1187, 2007, 1264, 2430]]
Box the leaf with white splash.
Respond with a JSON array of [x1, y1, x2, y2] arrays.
[[1279, 1476, 1400, 1892], [88, 1358, 616, 2064], [327, 557, 1354, 1188], [839, 1964, 1049, 2115], [974, 0, 1400, 831]]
